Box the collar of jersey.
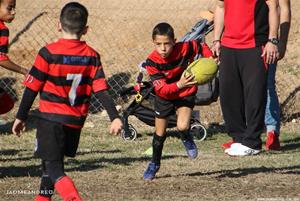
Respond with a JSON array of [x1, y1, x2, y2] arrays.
[[58, 38, 86, 44]]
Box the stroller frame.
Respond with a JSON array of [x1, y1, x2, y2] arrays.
[[119, 81, 207, 141]]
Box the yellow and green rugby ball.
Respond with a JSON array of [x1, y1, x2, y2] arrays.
[[184, 58, 218, 85]]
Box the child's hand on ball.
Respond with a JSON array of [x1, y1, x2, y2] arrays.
[[176, 73, 197, 89]]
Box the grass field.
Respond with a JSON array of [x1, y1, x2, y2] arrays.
[[1, 116, 300, 201], [0, 0, 299, 200]]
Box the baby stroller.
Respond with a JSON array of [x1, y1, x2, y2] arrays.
[[119, 81, 208, 141], [119, 19, 216, 141]]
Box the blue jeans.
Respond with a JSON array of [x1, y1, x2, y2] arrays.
[[264, 63, 280, 134]]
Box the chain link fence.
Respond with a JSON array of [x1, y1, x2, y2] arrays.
[[1, 0, 299, 128]]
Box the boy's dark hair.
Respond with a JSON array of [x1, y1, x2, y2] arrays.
[[60, 2, 88, 35], [152, 22, 175, 40]]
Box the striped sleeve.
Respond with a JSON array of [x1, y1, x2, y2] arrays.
[[200, 42, 213, 58], [92, 54, 108, 92], [145, 59, 180, 96], [189, 40, 213, 59], [0, 27, 9, 61], [23, 47, 50, 92]]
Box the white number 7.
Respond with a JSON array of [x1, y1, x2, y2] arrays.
[[67, 74, 83, 106]]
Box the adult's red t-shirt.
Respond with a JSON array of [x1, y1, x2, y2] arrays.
[[221, 0, 269, 49]]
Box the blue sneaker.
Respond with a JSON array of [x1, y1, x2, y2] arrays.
[[143, 162, 160, 180], [182, 133, 198, 159]]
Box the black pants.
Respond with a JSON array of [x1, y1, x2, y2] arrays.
[[219, 46, 267, 149], [35, 118, 81, 161]]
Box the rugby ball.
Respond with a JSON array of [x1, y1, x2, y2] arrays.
[[0, 88, 14, 114], [184, 58, 217, 85]]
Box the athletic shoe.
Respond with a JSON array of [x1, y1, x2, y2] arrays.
[[266, 131, 281, 151], [143, 162, 160, 180], [226, 143, 261, 156], [221, 139, 235, 149], [182, 133, 198, 159], [224, 143, 241, 154]]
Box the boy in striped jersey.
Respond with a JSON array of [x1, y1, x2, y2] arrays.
[[12, 2, 122, 201], [0, 0, 28, 118], [0, 0, 27, 75], [143, 22, 213, 180]]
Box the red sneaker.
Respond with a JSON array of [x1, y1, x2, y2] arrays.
[[221, 139, 235, 149], [266, 131, 281, 151]]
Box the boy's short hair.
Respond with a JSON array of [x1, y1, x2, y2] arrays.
[[152, 22, 175, 40], [60, 2, 88, 35]]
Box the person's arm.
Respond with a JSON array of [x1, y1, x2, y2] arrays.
[[263, 0, 280, 64], [12, 87, 38, 136], [278, 0, 291, 59], [16, 87, 38, 121], [94, 90, 120, 122], [94, 90, 122, 135], [0, 27, 28, 76], [0, 59, 28, 75], [92, 54, 122, 135], [213, 0, 224, 58], [12, 47, 50, 136], [145, 63, 195, 96]]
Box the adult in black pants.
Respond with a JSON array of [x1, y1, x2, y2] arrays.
[[213, 0, 280, 156]]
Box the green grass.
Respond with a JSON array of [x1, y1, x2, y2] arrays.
[[1, 119, 300, 201]]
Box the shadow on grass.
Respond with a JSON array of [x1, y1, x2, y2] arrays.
[[0, 149, 28, 156], [143, 122, 226, 140], [270, 137, 300, 152], [196, 165, 300, 178], [157, 165, 300, 180], [0, 151, 177, 178], [0, 149, 35, 163], [0, 111, 39, 134], [213, 165, 300, 177]]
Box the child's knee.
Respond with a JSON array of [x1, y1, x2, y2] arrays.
[[177, 123, 189, 132]]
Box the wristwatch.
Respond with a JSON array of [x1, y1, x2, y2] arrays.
[[268, 38, 279, 45]]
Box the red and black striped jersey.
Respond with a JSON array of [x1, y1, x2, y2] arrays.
[[221, 0, 269, 48], [23, 39, 108, 127], [145, 40, 212, 100], [0, 21, 9, 61]]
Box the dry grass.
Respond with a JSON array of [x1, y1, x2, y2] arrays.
[[1, 115, 300, 201], [0, 0, 300, 200]]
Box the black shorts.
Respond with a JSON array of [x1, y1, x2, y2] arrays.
[[154, 95, 195, 118], [35, 118, 81, 161]]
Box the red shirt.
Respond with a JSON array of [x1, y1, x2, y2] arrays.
[[221, 0, 269, 49], [23, 39, 108, 127], [145, 41, 212, 100], [0, 21, 9, 61]]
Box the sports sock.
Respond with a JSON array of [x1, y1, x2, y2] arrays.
[[36, 174, 54, 200], [34, 195, 51, 201], [179, 130, 191, 141], [152, 133, 166, 165], [36, 161, 54, 200], [54, 176, 82, 201]]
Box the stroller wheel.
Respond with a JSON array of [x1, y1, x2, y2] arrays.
[[190, 122, 207, 141], [121, 124, 137, 141]]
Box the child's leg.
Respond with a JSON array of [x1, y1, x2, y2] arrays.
[[176, 106, 193, 133], [34, 161, 54, 201], [35, 119, 82, 201], [152, 96, 173, 164], [176, 106, 198, 159], [144, 97, 171, 180], [152, 117, 168, 165], [44, 160, 82, 201]]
